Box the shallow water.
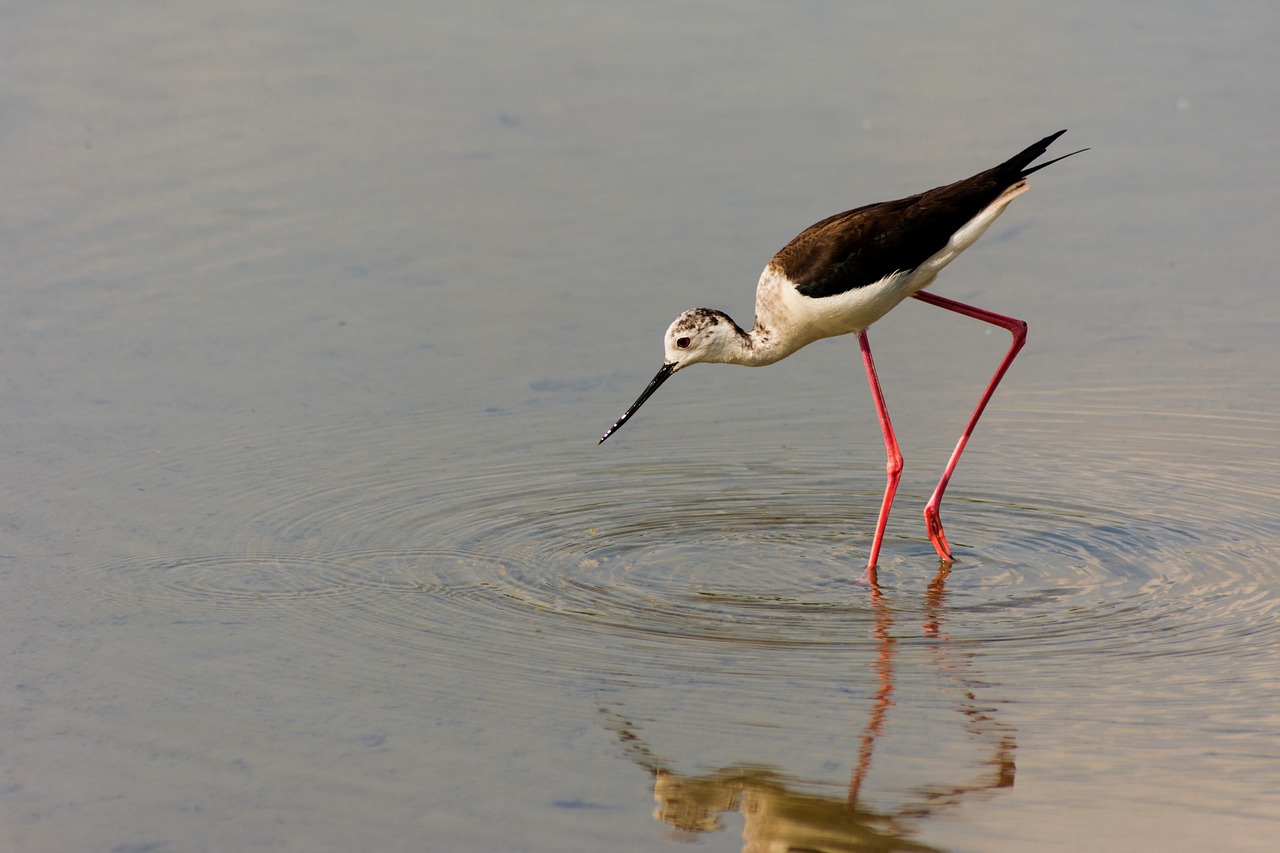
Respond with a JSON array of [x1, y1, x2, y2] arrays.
[[4, 1, 1279, 851]]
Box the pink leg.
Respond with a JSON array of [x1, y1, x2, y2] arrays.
[[858, 331, 903, 579], [911, 291, 1028, 562]]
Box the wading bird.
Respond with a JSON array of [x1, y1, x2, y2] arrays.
[[599, 130, 1085, 577]]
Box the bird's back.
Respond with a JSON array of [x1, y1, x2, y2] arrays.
[[772, 130, 1071, 300]]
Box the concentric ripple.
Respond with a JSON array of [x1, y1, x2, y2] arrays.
[[71, 396, 1280, 699]]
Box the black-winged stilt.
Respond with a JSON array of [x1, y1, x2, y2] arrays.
[[599, 130, 1085, 577]]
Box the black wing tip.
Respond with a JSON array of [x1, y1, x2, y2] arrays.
[[1023, 146, 1090, 177], [1019, 129, 1088, 177]]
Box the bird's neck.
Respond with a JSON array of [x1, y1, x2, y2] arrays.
[[729, 264, 814, 366], [719, 318, 805, 367]]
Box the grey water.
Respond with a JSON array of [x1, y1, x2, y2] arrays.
[[3, 1, 1278, 850]]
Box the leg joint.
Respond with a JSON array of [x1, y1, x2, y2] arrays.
[[886, 451, 903, 479]]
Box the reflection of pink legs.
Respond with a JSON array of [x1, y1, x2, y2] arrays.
[[858, 294, 1027, 573], [912, 291, 1028, 562], [848, 584, 894, 805]]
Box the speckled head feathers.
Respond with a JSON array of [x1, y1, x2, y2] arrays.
[[662, 308, 748, 369]]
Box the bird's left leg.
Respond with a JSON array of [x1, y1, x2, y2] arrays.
[[911, 291, 1028, 562], [858, 331, 903, 582]]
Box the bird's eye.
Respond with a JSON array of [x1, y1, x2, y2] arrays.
[[676, 337, 691, 349]]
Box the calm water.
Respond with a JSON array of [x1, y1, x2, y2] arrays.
[[4, 1, 1278, 851]]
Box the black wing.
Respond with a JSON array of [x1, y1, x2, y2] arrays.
[[776, 130, 1075, 299]]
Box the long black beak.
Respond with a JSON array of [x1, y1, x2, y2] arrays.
[[598, 362, 676, 444]]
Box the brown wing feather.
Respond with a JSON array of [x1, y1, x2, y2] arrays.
[[775, 130, 1073, 299]]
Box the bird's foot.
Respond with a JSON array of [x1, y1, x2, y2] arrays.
[[923, 506, 954, 563]]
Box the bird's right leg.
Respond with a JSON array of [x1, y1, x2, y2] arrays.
[[858, 331, 903, 582]]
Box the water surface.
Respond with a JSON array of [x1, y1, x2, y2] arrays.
[[3, 1, 1278, 851]]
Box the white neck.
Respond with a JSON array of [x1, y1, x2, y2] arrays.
[[704, 315, 811, 368], [727, 266, 829, 366]]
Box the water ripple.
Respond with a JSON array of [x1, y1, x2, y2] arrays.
[[71, 399, 1280, 698]]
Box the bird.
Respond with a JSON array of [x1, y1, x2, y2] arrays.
[[598, 130, 1086, 579]]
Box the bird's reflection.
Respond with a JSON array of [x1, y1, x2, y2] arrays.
[[601, 565, 1015, 851]]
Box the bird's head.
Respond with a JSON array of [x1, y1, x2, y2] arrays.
[[599, 308, 742, 444], [661, 308, 743, 369]]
